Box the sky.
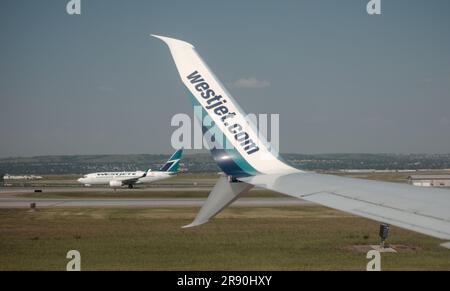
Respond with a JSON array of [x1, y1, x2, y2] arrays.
[[0, 0, 449, 157]]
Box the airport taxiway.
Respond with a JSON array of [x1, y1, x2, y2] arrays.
[[0, 186, 312, 208], [0, 197, 311, 208], [0, 186, 210, 194]]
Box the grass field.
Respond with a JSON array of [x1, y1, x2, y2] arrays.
[[1, 206, 449, 270], [2, 171, 450, 270]]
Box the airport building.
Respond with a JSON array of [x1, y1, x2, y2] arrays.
[[407, 175, 450, 187], [3, 174, 43, 180]]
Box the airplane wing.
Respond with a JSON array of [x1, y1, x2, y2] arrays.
[[152, 34, 450, 241], [113, 174, 145, 185], [118, 178, 140, 185], [239, 173, 450, 240]]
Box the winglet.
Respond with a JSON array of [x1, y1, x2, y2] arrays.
[[152, 34, 298, 178], [182, 175, 253, 228], [151, 34, 195, 49], [182, 222, 204, 229]]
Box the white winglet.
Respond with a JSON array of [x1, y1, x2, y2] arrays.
[[152, 34, 298, 178], [182, 175, 253, 228]]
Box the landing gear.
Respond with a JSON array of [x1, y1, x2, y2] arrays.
[[128, 184, 134, 189], [379, 223, 390, 248]]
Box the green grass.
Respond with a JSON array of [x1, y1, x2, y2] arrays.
[[0, 206, 449, 270]]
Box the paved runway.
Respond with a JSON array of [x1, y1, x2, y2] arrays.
[[0, 197, 311, 208], [0, 187, 210, 194], [0, 186, 312, 208]]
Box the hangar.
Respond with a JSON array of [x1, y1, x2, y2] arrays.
[[408, 175, 450, 188]]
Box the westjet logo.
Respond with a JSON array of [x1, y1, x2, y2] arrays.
[[186, 71, 259, 155]]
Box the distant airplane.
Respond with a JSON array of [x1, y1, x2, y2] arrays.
[[153, 34, 450, 242], [77, 149, 183, 188]]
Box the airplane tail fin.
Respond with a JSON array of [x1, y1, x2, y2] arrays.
[[159, 148, 183, 173], [152, 34, 298, 178]]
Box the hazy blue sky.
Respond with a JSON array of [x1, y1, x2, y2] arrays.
[[1, 0, 449, 157]]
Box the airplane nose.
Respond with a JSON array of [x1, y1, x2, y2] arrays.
[[77, 178, 83, 183]]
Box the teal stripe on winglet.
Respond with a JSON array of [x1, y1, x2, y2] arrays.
[[186, 90, 259, 176]]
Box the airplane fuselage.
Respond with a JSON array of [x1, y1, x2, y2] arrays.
[[77, 171, 174, 187]]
